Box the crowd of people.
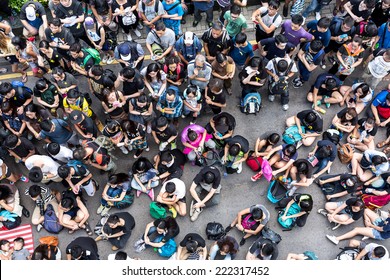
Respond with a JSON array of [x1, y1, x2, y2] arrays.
[[0, 0, 389, 260]]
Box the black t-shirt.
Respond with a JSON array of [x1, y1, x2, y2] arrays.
[[345, 197, 364, 221], [55, 0, 84, 19], [292, 159, 313, 178], [179, 233, 206, 248], [152, 218, 180, 242], [70, 165, 91, 185], [225, 135, 249, 153], [89, 0, 110, 15], [78, 116, 98, 138], [207, 112, 236, 135], [104, 212, 135, 235], [260, 38, 295, 61], [151, 123, 177, 142], [239, 66, 268, 92], [193, 166, 221, 189], [293, 193, 313, 213], [206, 88, 226, 109], [316, 140, 337, 161], [350, 0, 372, 21], [371, 2, 390, 26], [337, 173, 358, 193], [357, 118, 377, 137], [132, 157, 154, 174], [336, 107, 358, 126], [248, 237, 278, 260], [297, 110, 323, 133], [65, 237, 99, 260], [44, 27, 75, 46], [9, 87, 32, 108], [165, 65, 186, 83], [123, 73, 145, 96], [71, 49, 95, 71], [9, 137, 35, 158], [201, 29, 232, 57], [301, 42, 325, 66], [158, 149, 186, 175]]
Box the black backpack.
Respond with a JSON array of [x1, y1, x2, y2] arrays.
[[322, 128, 341, 145], [205, 222, 226, 240]]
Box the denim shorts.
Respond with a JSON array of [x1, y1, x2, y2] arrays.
[[372, 229, 385, 240]]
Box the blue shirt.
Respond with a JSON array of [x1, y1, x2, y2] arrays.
[[193, 0, 214, 11], [306, 20, 331, 47], [372, 90, 390, 108], [39, 119, 73, 144], [162, 0, 184, 28], [314, 73, 342, 90], [377, 23, 390, 49], [229, 39, 254, 66], [175, 35, 203, 62]]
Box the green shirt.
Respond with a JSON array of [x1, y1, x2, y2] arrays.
[[224, 11, 248, 37]]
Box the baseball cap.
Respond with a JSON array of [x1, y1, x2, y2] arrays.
[[26, 6, 36, 21], [84, 17, 95, 29], [69, 110, 84, 124], [184, 31, 194, 45], [119, 43, 131, 61]]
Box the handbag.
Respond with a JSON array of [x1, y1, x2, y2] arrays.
[[261, 226, 282, 244], [122, 12, 136, 26]]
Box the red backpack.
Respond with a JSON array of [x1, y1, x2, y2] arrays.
[[361, 194, 390, 210]]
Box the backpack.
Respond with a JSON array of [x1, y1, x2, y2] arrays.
[[66, 159, 85, 173], [335, 247, 360, 260], [157, 238, 177, 258], [43, 204, 64, 234], [94, 214, 110, 236], [361, 193, 390, 210], [269, 60, 294, 95], [322, 128, 341, 145], [163, 64, 182, 81], [246, 152, 263, 172], [303, 251, 319, 260], [150, 202, 167, 219], [241, 214, 258, 230], [240, 92, 261, 115], [82, 48, 101, 67], [277, 202, 301, 230], [103, 68, 117, 83], [39, 236, 59, 247], [261, 227, 282, 244], [205, 221, 226, 240], [337, 143, 354, 164], [142, 0, 159, 15], [283, 125, 305, 145], [113, 190, 134, 209], [86, 135, 116, 162]]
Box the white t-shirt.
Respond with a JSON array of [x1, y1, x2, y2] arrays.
[[25, 155, 60, 176], [364, 243, 389, 260], [138, 1, 165, 22], [351, 82, 373, 104], [0, 159, 5, 178], [51, 145, 73, 163], [368, 56, 390, 78], [265, 57, 298, 81], [160, 178, 186, 199], [257, 7, 282, 32]]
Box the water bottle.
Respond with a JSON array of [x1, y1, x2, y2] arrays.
[[317, 108, 326, 114]]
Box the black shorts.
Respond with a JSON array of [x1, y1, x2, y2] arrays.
[[310, 86, 332, 97], [178, 196, 186, 203], [5, 55, 18, 64]]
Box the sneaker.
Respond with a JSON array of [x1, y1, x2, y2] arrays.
[[134, 239, 145, 247], [190, 207, 203, 222], [189, 200, 196, 217], [292, 77, 301, 84], [120, 146, 129, 154], [147, 189, 154, 201], [9, 181, 15, 185], [147, 124, 152, 134], [36, 224, 43, 232], [102, 55, 108, 64], [296, 140, 303, 149], [251, 172, 263, 182], [136, 190, 142, 197], [331, 223, 341, 231], [317, 208, 328, 217], [315, 12, 321, 20], [127, 33, 133, 41], [327, 56, 336, 65], [282, 4, 288, 17], [133, 28, 141, 38], [292, 79, 303, 88], [326, 234, 339, 245], [0, 68, 7, 73], [193, 21, 199, 27], [101, 205, 111, 216], [362, 236, 370, 241], [97, 204, 105, 215], [282, 104, 289, 111], [168, 206, 177, 218], [137, 22, 143, 30], [135, 243, 146, 253], [321, 63, 327, 70], [181, 114, 186, 119], [239, 238, 246, 246], [302, 17, 306, 25], [106, 56, 114, 64], [237, 163, 243, 174], [145, 146, 150, 152], [268, 95, 275, 102], [225, 225, 233, 233]]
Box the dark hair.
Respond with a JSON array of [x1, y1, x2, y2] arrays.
[[251, 207, 263, 220], [66, 88, 80, 99], [0, 185, 12, 201], [317, 17, 331, 29], [216, 238, 237, 255], [39, 40, 50, 49], [365, 22, 378, 37], [275, 34, 288, 45], [160, 151, 173, 163], [187, 129, 198, 142], [208, 78, 223, 92], [373, 246, 386, 258], [90, 65, 104, 76], [70, 245, 83, 259], [29, 166, 43, 183], [371, 155, 388, 166], [325, 77, 337, 90], [4, 134, 19, 149], [230, 4, 241, 14], [108, 173, 130, 184], [47, 142, 60, 156], [61, 197, 75, 209], [51, 66, 64, 76], [166, 87, 177, 97], [120, 67, 136, 79], [291, 14, 304, 25], [32, 244, 57, 260], [11, 36, 27, 50], [50, 18, 62, 27], [40, 120, 53, 132], [355, 83, 370, 97], [235, 32, 247, 44], [248, 56, 263, 69], [351, 199, 364, 209], [297, 161, 309, 174], [105, 119, 121, 132], [283, 144, 296, 156], [310, 40, 324, 52], [165, 56, 179, 67], [185, 240, 198, 253], [298, 194, 313, 211], [267, 133, 280, 145], [35, 78, 48, 91], [28, 184, 42, 198], [343, 108, 357, 122], [261, 243, 275, 257], [156, 116, 168, 128], [203, 171, 215, 184], [304, 111, 317, 123], [0, 82, 12, 95], [155, 21, 166, 31], [58, 165, 71, 179], [229, 144, 240, 156], [69, 42, 82, 53], [1, 100, 12, 114], [121, 119, 137, 134], [73, 147, 87, 160], [352, 35, 363, 46], [165, 182, 176, 194], [114, 251, 128, 260], [276, 59, 288, 72], [212, 21, 223, 31], [13, 237, 25, 246], [365, 117, 375, 126], [216, 52, 227, 64], [0, 239, 10, 247], [133, 157, 148, 172], [137, 94, 149, 104], [268, 0, 280, 9], [107, 214, 120, 225], [145, 63, 162, 83], [364, 0, 375, 9], [343, 16, 355, 28]]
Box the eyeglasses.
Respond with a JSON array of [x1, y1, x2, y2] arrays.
[[195, 65, 203, 69]]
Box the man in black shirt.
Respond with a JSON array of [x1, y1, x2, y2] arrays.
[[177, 233, 207, 260], [44, 18, 75, 59], [247, 237, 278, 260], [0, 82, 33, 114], [371, 0, 390, 27], [66, 237, 99, 260], [69, 42, 97, 76], [223, 135, 250, 174], [69, 110, 98, 140], [3, 134, 36, 163], [58, 162, 97, 197], [87, 65, 117, 102], [114, 67, 144, 102], [259, 34, 295, 62], [151, 116, 178, 151], [201, 22, 232, 63], [189, 166, 222, 221], [154, 149, 186, 180], [55, 0, 86, 41]]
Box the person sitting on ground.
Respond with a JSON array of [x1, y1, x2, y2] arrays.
[[189, 166, 222, 222], [348, 239, 389, 260], [45, 142, 73, 164], [286, 109, 323, 147], [66, 237, 99, 260], [253, 133, 280, 158], [151, 116, 178, 152], [310, 139, 337, 178], [156, 178, 187, 218], [181, 84, 202, 124], [286, 158, 314, 195], [318, 197, 365, 230], [0, 240, 13, 260], [222, 134, 250, 174], [350, 149, 389, 182], [205, 112, 236, 149], [25, 154, 62, 184], [12, 237, 31, 260], [277, 193, 313, 228], [130, 157, 159, 200], [58, 189, 92, 235], [363, 171, 390, 195], [316, 174, 360, 201], [225, 204, 270, 246], [326, 207, 390, 245], [95, 212, 135, 251], [154, 149, 186, 181], [332, 107, 358, 135], [339, 82, 373, 115], [0, 184, 28, 230], [208, 235, 239, 260], [347, 117, 377, 151], [246, 237, 279, 260], [175, 233, 207, 260], [3, 134, 36, 165]]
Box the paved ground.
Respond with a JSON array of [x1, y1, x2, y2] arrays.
[[1, 3, 389, 261]]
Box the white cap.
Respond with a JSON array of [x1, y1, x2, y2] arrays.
[[26, 6, 36, 21], [184, 31, 194, 45]]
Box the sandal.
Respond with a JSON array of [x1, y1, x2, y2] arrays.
[[68, 229, 75, 234], [21, 73, 28, 83], [383, 146, 390, 154], [377, 141, 388, 149], [84, 222, 93, 236]]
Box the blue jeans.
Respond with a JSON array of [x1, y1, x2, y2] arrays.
[[302, 0, 323, 18], [314, 152, 329, 174], [101, 187, 123, 206], [298, 61, 311, 82]]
